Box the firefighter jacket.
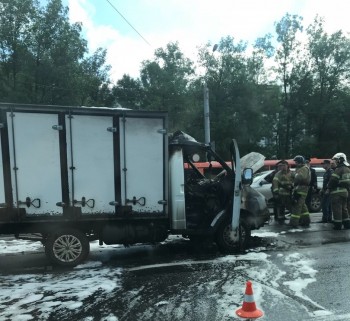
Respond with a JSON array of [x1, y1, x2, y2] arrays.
[[328, 163, 350, 196], [293, 165, 311, 195], [272, 170, 293, 196]]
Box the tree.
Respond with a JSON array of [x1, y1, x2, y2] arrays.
[[306, 16, 350, 155], [274, 13, 304, 158], [197, 36, 279, 157], [74, 47, 111, 106], [28, 0, 87, 104], [247, 34, 275, 84], [111, 74, 144, 109], [140, 42, 195, 131], [0, 0, 111, 105], [0, 0, 37, 101]]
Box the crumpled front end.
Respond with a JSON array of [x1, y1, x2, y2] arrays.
[[241, 185, 270, 229]]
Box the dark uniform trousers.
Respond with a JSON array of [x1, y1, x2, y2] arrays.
[[331, 194, 349, 226]]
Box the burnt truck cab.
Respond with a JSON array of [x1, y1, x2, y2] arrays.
[[168, 131, 270, 252]]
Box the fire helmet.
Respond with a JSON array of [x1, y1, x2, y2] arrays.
[[293, 155, 305, 164], [332, 152, 349, 166]]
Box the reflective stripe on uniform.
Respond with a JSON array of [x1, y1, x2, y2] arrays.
[[279, 191, 290, 195], [339, 173, 350, 182], [291, 214, 300, 219], [296, 191, 308, 196], [330, 187, 348, 194], [339, 178, 350, 186]]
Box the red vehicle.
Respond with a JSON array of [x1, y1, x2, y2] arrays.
[[263, 158, 329, 170], [186, 157, 329, 175]]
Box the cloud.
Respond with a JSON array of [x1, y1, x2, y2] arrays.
[[67, 0, 350, 83], [298, 0, 350, 35], [68, 0, 293, 82], [68, 0, 154, 82]]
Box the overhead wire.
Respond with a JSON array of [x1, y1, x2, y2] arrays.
[[105, 0, 151, 47]]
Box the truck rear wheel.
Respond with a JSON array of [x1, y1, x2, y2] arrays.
[[216, 220, 250, 253], [45, 229, 90, 267]]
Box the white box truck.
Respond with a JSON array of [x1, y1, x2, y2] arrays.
[[0, 103, 269, 266]]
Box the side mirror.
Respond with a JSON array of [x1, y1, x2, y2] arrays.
[[242, 168, 253, 185]]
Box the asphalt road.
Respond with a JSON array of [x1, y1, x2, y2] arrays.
[[1, 212, 350, 321]]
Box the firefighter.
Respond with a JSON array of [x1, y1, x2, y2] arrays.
[[290, 155, 311, 227], [320, 159, 333, 223], [272, 160, 293, 224], [305, 157, 318, 212], [328, 153, 350, 230]]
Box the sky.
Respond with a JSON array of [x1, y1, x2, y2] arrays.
[[62, 0, 350, 83], [0, 232, 332, 320]]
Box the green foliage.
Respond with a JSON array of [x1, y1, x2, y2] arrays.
[[0, 0, 110, 105], [112, 75, 144, 109], [1, 2, 350, 160], [193, 37, 280, 158], [274, 13, 304, 158], [139, 42, 195, 131]]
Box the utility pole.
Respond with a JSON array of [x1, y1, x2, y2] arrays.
[[203, 82, 210, 145], [203, 43, 218, 146]]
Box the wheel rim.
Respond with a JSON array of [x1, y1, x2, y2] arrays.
[[310, 196, 321, 211], [53, 234, 83, 263]]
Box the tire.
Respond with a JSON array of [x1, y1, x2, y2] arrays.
[[309, 193, 322, 213], [188, 235, 203, 243], [216, 219, 251, 253], [45, 228, 90, 267]]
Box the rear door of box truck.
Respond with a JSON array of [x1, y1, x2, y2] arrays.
[[66, 114, 115, 214], [7, 111, 63, 215], [119, 116, 166, 213]]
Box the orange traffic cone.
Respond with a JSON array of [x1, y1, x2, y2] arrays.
[[236, 281, 264, 319]]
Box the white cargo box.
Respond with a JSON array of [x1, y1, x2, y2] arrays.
[[0, 104, 168, 221]]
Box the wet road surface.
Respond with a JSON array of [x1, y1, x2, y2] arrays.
[[2, 213, 350, 320]]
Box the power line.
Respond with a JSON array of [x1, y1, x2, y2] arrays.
[[105, 0, 151, 47]]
